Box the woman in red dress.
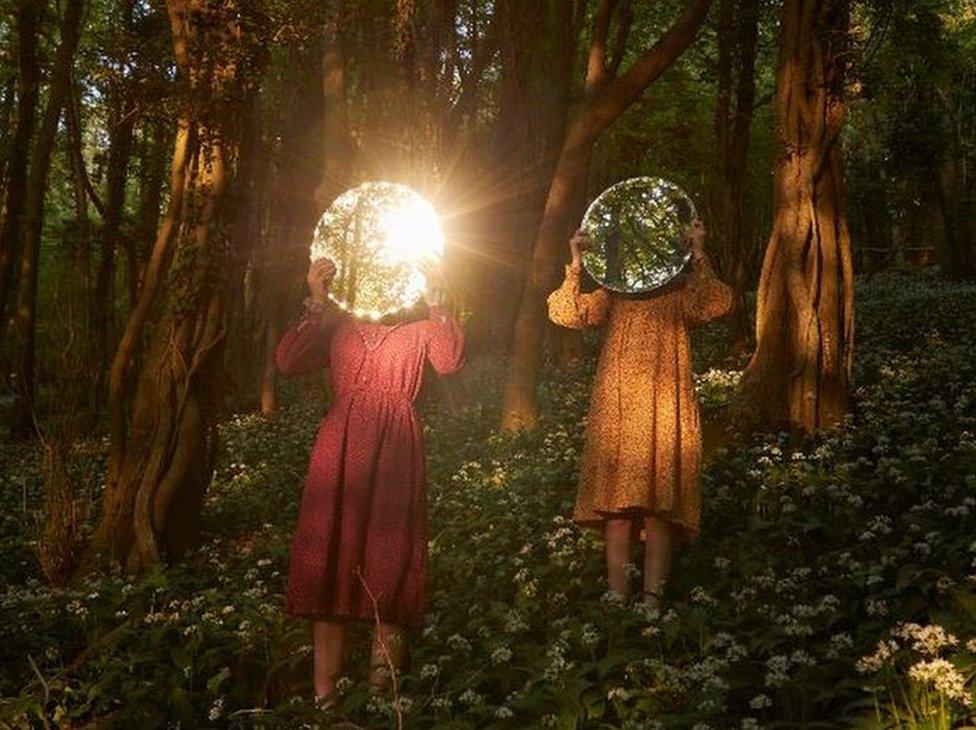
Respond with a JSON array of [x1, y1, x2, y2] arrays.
[[276, 258, 465, 699]]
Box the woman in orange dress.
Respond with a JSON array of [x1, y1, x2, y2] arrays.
[[547, 221, 732, 606]]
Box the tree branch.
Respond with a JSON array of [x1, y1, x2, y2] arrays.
[[65, 83, 107, 217], [585, 0, 617, 95], [450, 10, 499, 118], [607, 0, 633, 80], [573, 0, 588, 40], [584, 0, 712, 135]]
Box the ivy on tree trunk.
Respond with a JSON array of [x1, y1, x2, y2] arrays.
[[85, 0, 256, 571]]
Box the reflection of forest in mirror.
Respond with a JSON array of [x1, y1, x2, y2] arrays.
[[310, 182, 443, 318], [581, 177, 696, 293]]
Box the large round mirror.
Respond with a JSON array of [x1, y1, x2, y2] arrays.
[[309, 181, 445, 319], [580, 176, 697, 294]]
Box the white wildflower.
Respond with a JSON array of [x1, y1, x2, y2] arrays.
[[893, 623, 959, 656], [866, 598, 888, 617], [208, 697, 224, 721], [764, 655, 791, 687], [857, 640, 899, 673], [580, 623, 599, 646], [749, 694, 772, 709], [908, 658, 971, 705], [446, 634, 471, 653], [491, 647, 513, 665], [335, 676, 353, 693]]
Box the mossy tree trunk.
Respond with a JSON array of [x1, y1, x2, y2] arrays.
[[86, 0, 255, 571]]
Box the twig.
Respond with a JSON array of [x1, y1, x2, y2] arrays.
[[355, 567, 404, 730], [27, 654, 52, 730], [228, 708, 273, 718]]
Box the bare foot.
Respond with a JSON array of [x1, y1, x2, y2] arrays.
[[643, 590, 662, 610], [368, 665, 393, 696], [314, 691, 337, 711], [314, 677, 336, 702]]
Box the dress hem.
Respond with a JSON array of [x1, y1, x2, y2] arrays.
[[573, 506, 699, 543], [283, 605, 423, 631]]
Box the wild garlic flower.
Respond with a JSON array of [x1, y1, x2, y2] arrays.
[[908, 658, 971, 705]]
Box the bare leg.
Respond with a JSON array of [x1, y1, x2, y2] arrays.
[[369, 623, 406, 694], [312, 621, 346, 699], [643, 515, 674, 608], [605, 518, 633, 600]]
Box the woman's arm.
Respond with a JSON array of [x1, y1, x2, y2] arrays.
[[275, 303, 344, 375], [680, 222, 733, 326], [419, 261, 466, 375], [424, 305, 466, 375], [547, 229, 611, 329], [276, 258, 345, 375]]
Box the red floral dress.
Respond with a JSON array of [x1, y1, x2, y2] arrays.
[[276, 305, 464, 629]]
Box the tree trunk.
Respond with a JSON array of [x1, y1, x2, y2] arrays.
[[258, 19, 349, 415], [713, 0, 759, 355], [0, 0, 44, 351], [468, 0, 576, 351], [85, 0, 251, 571], [224, 88, 265, 409], [500, 0, 712, 431], [0, 76, 17, 187], [936, 89, 975, 278], [132, 118, 170, 306], [8, 0, 86, 438], [92, 101, 137, 407], [64, 90, 95, 372], [736, 0, 854, 432]]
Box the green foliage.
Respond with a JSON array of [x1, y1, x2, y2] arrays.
[[2, 271, 974, 727], [846, 0, 976, 270]]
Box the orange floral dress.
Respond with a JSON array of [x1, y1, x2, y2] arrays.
[[547, 258, 732, 539]]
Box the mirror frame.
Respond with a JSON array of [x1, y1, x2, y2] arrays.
[[580, 176, 697, 295]]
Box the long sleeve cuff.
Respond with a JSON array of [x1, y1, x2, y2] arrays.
[[427, 304, 452, 321], [689, 253, 717, 276], [295, 308, 323, 332]]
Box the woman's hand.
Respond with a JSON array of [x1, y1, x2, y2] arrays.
[[569, 229, 590, 272], [682, 219, 707, 262], [420, 260, 448, 307], [307, 258, 337, 304]]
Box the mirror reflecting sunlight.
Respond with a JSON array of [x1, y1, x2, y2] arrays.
[[310, 181, 445, 319]]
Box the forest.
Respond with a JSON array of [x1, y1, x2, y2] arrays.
[[0, 0, 975, 726]]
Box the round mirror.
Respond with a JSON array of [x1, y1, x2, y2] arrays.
[[580, 176, 697, 294], [309, 181, 445, 319]]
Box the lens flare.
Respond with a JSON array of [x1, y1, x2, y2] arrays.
[[380, 196, 444, 264], [310, 181, 445, 319]]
